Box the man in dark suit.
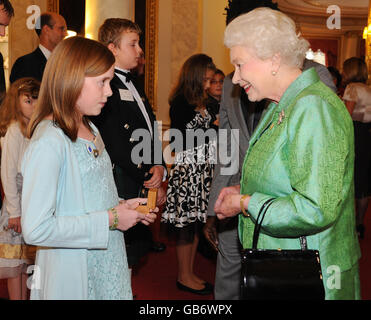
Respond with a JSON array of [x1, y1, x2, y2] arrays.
[[10, 12, 67, 83], [92, 18, 167, 267], [0, 0, 13, 101]]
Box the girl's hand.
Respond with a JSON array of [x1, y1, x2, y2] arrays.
[[7, 217, 22, 234], [122, 198, 147, 210], [111, 199, 159, 230], [140, 211, 157, 226]]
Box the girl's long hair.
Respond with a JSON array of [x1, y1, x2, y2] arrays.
[[169, 53, 216, 108], [27, 36, 115, 141], [0, 77, 40, 137]]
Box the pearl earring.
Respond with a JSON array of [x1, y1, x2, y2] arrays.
[[272, 71, 277, 76]]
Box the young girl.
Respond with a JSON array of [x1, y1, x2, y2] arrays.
[[21, 36, 157, 300], [0, 77, 40, 300], [162, 54, 216, 295]]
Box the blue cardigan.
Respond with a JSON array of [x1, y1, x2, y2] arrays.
[[21, 120, 110, 299]]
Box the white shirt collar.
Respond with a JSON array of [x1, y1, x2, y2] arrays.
[[39, 44, 52, 60], [114, 66, 130, 73]]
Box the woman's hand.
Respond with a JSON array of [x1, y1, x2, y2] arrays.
[[214, 185, 247, 220], [7, 217, 21, 234]]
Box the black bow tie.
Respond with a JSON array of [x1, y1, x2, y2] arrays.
[[115, 69, 134, 83]]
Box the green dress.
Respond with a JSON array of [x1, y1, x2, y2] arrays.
[[240, 68, 361, 300]]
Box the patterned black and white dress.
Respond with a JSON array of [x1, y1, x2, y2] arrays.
[[162, 94, 217, 228]]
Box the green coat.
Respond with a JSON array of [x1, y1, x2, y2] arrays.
[[240, 68, 361, 299]]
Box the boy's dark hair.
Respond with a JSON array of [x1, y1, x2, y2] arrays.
[[0, 0, 14, 17], [225, 0, 279, 25], [98, 18, 141, 47], [214, 69, 225, 77]]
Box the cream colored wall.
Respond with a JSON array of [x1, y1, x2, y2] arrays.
[[85, 0, 134, 40], [157, 0, 203, 127], [157, 0, 172, 126], [202, 0, 233, 75]]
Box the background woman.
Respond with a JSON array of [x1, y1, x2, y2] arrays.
[[162, 53, 216, 295], [21, 36, 156, 300], [215, 8, 361, 300], [342, 57, 371, 239], [0, 77, 39, 300]]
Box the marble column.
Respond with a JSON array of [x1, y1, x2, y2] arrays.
[[85, 0, 135, 40], [171, 0, 202, 86]]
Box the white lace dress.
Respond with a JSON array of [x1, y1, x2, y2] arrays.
[[0, 123, 34, 279]]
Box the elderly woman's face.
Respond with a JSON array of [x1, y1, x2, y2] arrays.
[[230, 45, 273, 102]]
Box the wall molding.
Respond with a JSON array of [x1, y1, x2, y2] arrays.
[[47, 0, 59, 12], [145, 0, 158, 111]]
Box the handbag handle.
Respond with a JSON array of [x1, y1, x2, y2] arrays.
[[252, 198, 275, 249], [252, 198, 308, 250]]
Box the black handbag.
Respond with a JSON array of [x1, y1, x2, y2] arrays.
[[240, 199, 325, 300]]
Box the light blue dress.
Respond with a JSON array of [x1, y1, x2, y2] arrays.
[[72, 137, 132, 300], [21, 120, 132, 299]]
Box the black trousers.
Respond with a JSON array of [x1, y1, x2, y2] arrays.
[[113, 164, 153, 267]]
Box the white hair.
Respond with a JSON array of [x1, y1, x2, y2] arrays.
[[224, 7, 309, 68]]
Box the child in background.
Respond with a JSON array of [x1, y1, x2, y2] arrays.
[[162, 54, 216, 295], [206, 69, 225, 127], [93, 18, 167, 270], [0, 77, 39, 300]]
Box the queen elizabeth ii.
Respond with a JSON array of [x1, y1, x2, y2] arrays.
[[214, 7, 361, 300]]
